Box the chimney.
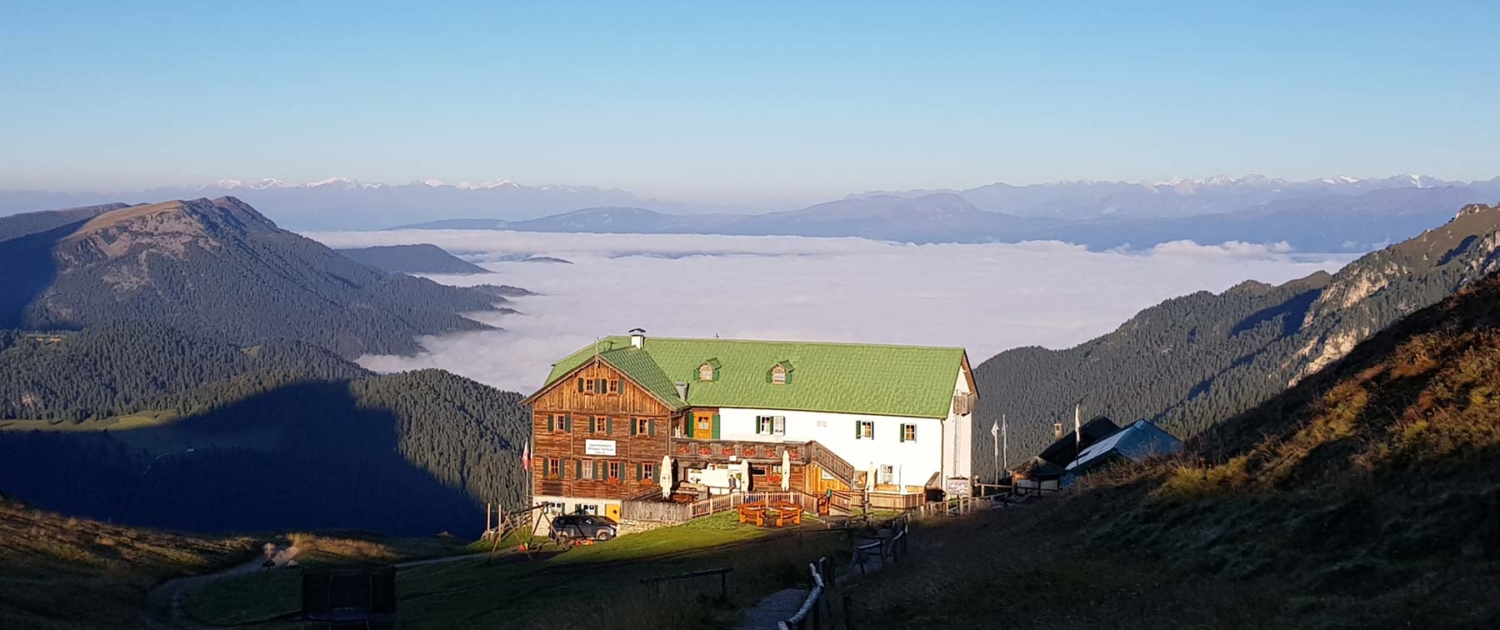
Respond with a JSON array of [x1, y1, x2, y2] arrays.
[[674, 382, 688, 400], [629, 328, 646, 349], [1053, 422, 1063, 441]]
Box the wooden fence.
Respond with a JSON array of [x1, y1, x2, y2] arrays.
[[780, 517, 912, 630], [778, 556, 833, 630], [625, 491, 819, 524], [640, 567, 733, 601]]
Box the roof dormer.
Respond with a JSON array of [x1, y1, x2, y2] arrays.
[[698, 358, 721, 382], [767, 360, 794, 385]]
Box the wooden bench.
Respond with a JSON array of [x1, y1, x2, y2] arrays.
[[737, 502, 767, 526], [770, 502, 802, 527]]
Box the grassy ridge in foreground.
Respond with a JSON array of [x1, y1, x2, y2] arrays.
[[0, 496, 254, 630]]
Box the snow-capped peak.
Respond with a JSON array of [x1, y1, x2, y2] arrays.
[[422, 178, 446, 188], [305, 177, 363, 189]]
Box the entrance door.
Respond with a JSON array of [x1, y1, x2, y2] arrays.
[[694, 413, 714, 440], [605, 503, 621, 521]]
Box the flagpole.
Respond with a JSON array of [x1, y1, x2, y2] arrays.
[[1002, 413, 1008, 472], [992, 419, 999, 482]]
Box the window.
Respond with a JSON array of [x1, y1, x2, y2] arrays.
[[548, 413, 571, 433], [855, 421, 874, 440], [879, 465, 894, 485], [545, 458, 561, 479], [607, 461, 621, 482], [580, 459, 595, 480], [541, 501, 565, 514], [594, 416, 608, 434], [608, 379, 620, 394], [900, 424, 917, 443], [632, 417, 651, 436], [585, 378, 597, 395], [771, 366, 786, 384], [641, 462, 656, 483], [756, 415, 787, 435]]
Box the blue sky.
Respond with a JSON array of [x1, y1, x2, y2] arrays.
[[2, 1, 1497, 205]]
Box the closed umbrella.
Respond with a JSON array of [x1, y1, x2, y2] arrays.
[[781, 448, 791, 491], [660, 454, 673, 499]]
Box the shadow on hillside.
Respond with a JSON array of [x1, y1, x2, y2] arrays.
[[1231, 287, 1323, 338], [0, 220, 85, 329], [0, 381, 485, 537]]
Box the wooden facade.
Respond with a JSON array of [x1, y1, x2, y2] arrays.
[[528, 359, 674, 505]]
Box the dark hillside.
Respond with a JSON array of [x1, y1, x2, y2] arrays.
[[0, 370, 529, 537]]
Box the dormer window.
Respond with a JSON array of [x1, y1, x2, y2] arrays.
[[698, 358, 721, 382], [767, 360, 794, 385]]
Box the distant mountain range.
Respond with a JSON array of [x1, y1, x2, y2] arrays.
[[969, 202, 1500, 479], [0, 179, 673, 231], [0, 197, 513, 358], [6, 174, 1498, 240], [397, 186, 1499, 252]]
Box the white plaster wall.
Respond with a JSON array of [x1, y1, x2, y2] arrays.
[[942, 368, 974, 480], [716, 407, 944, 490]]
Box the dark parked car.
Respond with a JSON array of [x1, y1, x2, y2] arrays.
[[550, 514, 617, 544]]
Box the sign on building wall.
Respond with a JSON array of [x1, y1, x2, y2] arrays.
[[945, 477, 971, 497], [585, 439, 617, 456]]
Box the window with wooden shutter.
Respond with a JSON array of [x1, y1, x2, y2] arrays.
[[642, 462, 656, 482], [547, 414, 555, 432], [577, 378, 584, 393], [609, 379, 620, 394], [648, 418, 656, 437], [900, 424, 916, 443], [771, 365, 786, 384], [608, 461, 621, 482], [774, 416, 786, 435], [856, 421, 873, 439], [581, 459, 594, 480], [607, 416, 615, 434]]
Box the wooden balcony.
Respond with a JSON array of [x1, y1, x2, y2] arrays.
[[668, 438, 858, 488]]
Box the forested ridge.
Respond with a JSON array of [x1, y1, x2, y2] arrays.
[[972, 203, 1500, 478], [0, 197, 513, 358], [0, 322, 365, 422], [337, 243, 490, 274]]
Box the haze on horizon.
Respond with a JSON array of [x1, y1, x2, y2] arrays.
[[3, 1, 1498, 208]]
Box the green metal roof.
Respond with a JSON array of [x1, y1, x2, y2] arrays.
[[541, 337, 968, 418]]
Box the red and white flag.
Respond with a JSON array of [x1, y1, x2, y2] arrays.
[[522, 441, 532, 471]]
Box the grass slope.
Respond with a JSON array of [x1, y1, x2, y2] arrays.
[[0, 496, 253, 630], [187, 512, 852, 630]]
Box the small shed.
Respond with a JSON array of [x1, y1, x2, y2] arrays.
[[301, 565, 397, 629], [1065, 420, 1182, 474], [1011, 457, 1066, 494]]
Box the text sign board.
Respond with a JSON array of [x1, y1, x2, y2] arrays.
[[945, 477, 971, 498], [585, 439, 617, 456]]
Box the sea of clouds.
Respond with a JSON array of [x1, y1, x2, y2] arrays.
[[305, 230, 1358, 394]]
